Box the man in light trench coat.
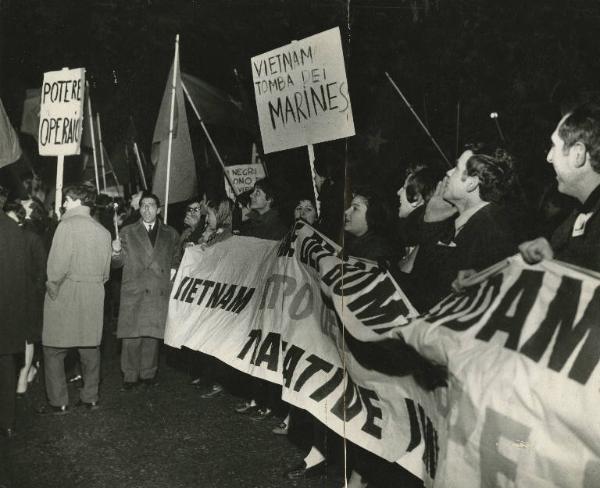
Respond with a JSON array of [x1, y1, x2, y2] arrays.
[[38, 185, 111, 414], [111, 191, 179, 389]]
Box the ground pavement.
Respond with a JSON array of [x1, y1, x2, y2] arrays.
[[0, 333, 347, 488]]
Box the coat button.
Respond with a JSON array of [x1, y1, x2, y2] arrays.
[[145, 289, 149, 294]]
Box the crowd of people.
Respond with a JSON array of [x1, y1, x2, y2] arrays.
[[1, 102, 600, 487]]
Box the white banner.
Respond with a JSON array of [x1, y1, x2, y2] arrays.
[[392, 257, 600, 487], [38, 67, 85, 156], [251, 27, 355, 154], [165, 223, 434, 480]]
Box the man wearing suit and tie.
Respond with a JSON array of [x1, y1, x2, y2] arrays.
[[111, 191, 179, 389]]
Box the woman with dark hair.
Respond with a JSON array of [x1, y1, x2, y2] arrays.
[[344, 187, 395, 261]]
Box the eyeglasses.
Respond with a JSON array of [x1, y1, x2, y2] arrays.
[[186, 207, 202, 213]]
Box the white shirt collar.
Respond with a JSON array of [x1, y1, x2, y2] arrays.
[[145, 221, 156, 231]]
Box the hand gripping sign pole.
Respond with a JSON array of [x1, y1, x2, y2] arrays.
[[163, 34, 180, 225], [307, 145, 320, 217], [385, 72, 452, 168], [181, 80, 238, 199]]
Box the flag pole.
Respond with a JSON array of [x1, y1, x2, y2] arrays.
[[86, 81, 100, 192], [385, 72, 451, 167], [103, 143, 122, 196], [96, 113, 107, 191], [164, 34, 180, 224], [181, 80, 238, 198], [132, 142, 148, 189]]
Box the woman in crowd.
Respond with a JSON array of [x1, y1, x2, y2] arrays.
[[195, 197, 235, 399], [342, 187, 423, 488]]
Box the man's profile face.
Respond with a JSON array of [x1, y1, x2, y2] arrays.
[[547, 116, 577, 197], [443, 149, 473, 203], [140, 197, 158, 224]]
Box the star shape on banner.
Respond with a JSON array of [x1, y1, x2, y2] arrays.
[[366, 130, 388, 154]]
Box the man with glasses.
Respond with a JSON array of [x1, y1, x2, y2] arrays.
[[111, 191, 179, 390], [177, 196, 207, 262]]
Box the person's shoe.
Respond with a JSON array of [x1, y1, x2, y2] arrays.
[[75, 400, 100, 411], [200, 384, 224, 399], [285, 461, 327, 480], [250, 408, 272, 421], [272, 421, 289, 435], [36, 404, 69, 416], [234, 402, 258, 414], [120, 381, 139, 392]]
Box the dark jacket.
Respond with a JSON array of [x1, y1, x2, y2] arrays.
[[241, 208, 288, 241], [22, 226, 47, 342], [402, 203, 517, 312], [551, 184, 600, 272], [113, 219, 179, 339], [0, 212, 28, 355]]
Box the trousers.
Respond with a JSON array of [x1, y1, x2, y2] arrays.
[[121, 337, 160, 383], [43, 346, 101, 406]]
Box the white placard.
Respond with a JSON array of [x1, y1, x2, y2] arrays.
[[38, 67, 85, 156], [224, 163, 266, 200], [251, 27, 355, 154]]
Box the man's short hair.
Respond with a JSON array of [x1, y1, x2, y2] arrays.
[[558, 102, 600, 173], [139, 191, 160, 207], [64, 185, 97, 208], [254, 177, 279, 206], [465, 148, 516, 204]]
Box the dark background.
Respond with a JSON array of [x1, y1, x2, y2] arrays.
[[1, 0, 600, 211]]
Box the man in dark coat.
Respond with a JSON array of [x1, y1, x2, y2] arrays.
[[0, 186, 28, 437], [403, 147, 518, 311], [520, 103, 600, 272], [112, 191, 179, 389]]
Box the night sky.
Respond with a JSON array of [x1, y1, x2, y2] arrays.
[[2, 0, 600, 207]]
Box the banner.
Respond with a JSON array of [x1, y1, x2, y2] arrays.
[[392, 257, 600, 487], [165, 223, 435, 479], [38, 68, 85, 156], [223, 163, 265, 200], [251, 27, 355, 154]]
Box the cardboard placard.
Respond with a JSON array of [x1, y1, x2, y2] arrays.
[[251, 27, 355, 154]]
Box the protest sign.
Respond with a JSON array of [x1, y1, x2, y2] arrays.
[[392, 256, 600, 487], [38, 68, 85, 156], [223, 163, 265, 200], [251, 27, 355, 153], [165, 223, 433, 480]]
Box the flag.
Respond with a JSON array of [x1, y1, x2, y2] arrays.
[[181, 72, 253, 132], [20, 88, 41, 139], [151, 51, 197, 206], [0, 98, 22, 169]]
